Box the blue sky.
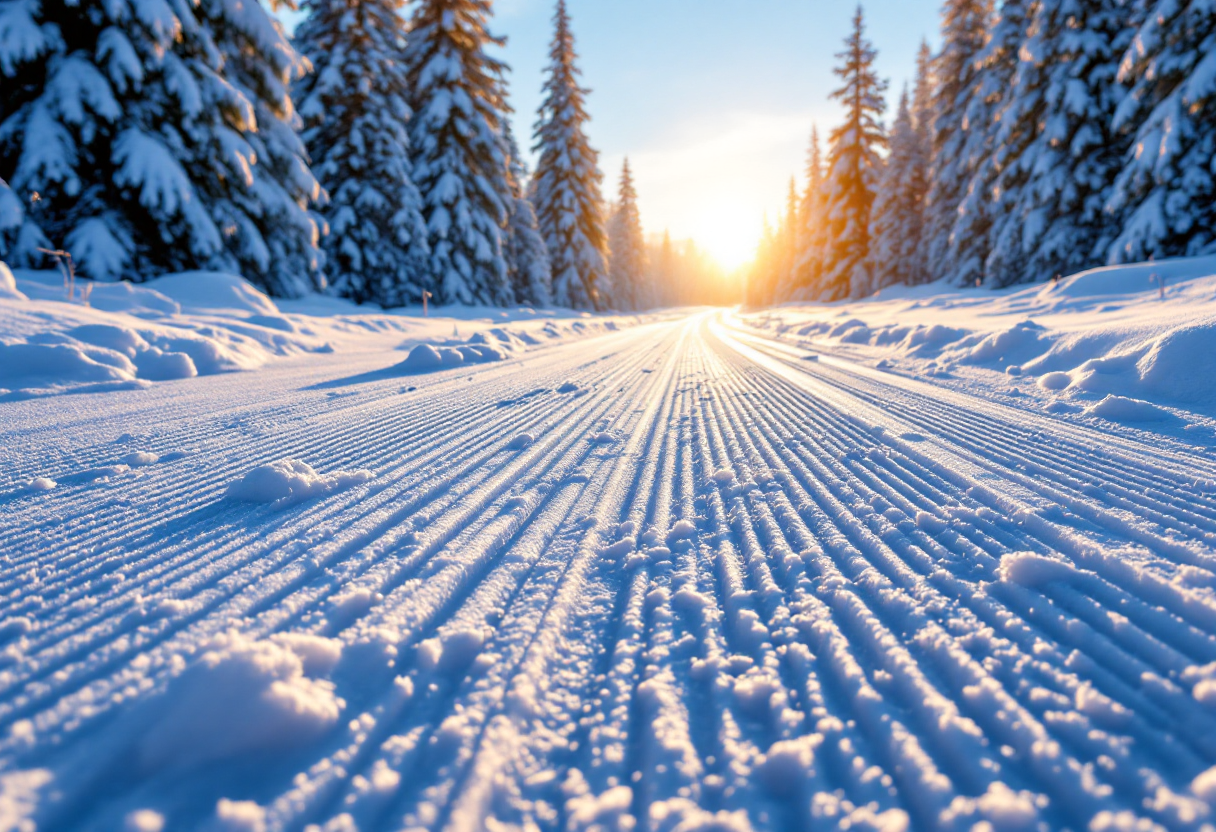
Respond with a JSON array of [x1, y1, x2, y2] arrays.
[[493, 0, 943, 268]]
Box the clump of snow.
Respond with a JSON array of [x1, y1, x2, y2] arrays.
[[507, 433, 535, 450], [649, 798, 754, 832], [1193, 766, 1216, 802], [666, 519, 697, 544], [226, 459, 373, 506], [139, 631, 344, 771], [1182, 663, 1216, 707], [0, 769, 52, 832], [997, 552, 1078, 588], [939, 782, 1043, 831], [120, 451, 159, 467], [214, 799, 267, 832], [124, 809, 165, 832], [564, 779, 634, 832], [755, 734, 822, 795], [21, 477, 56, 492], [1082, 395, 1172, 423]]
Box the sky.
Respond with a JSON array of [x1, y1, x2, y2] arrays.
[[493, 0, 944, 271]]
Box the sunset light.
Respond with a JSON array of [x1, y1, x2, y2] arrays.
[[6, 0, 1216, 828]]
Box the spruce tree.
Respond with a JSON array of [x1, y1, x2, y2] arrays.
[[788, 127, 827, 300], [0, 177, 24, 258], [404, 0, 513, 306], [532, 0, 609, 311], [949, 0, 1030, 286], [0, 0, 324, 294], [820, 6, 888, 300], [1108, 0, 1216, 262], [984, 0, 1135, 286], [502, 118, 552, 307], [868, 89, 928, 291], [295, 0, 431, 308], [607, 159, 647, 310], [912, 40, 935, 148], [923, 0, 992, 281], [207, 0, 326, 297]]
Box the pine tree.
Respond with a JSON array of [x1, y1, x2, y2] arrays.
[[868, 89, 928, 291], [820, 6, 888, 300], [404, 0, 513, 306], [207, 0, 327, 297], [984, 0, 1135, 286], [912, 40, 935, 147], [949, 0, 1030, 286], [0, 177, 24, 258], [607, 159, 647, 310], [788, 127, 827, 300], [532, 0, 609, 311], [655, 229, 676, 305], [295, 0, 431, 307], [923, 0, 992, 281], [502, 118, 552, 307], [1108, 0, 1216, 262], [0, 0, 323, 294]]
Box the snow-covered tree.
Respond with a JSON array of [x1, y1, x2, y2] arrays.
[[912, 40, 935, 147], [923, 0, 992, 280], [0, 0, 323, 294], [0, 177, 25, 258], [820, 6, 888, 300], [404, 0, 513, 306], [295, 0, 430, 307], [984, 0, 1135, 286], [502, 118, 551, 307], [532, 0, 609, 311], [787, 127, 827, 300], [607, 159, 647, 310], [1107, 0, 1216, 262], [868, 89, 928, 291], [948, 0, 1030, 286]]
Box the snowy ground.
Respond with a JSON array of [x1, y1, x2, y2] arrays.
[[2, 262, 1216, 832]]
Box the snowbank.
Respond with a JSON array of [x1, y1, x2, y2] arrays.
[[744, 255, 1216, 421], [0, 267, 660, 400]]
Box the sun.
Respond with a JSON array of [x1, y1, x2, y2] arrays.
[[682, 203, 763, 273]]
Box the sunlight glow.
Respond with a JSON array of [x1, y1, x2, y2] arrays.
[[601, 110, 811, 275]]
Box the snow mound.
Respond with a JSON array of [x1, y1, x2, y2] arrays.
[[1134, 318, 1216, 403], [139, 631, 343, 771], [143, 271, 279, 316], [226, 459, 373, 505], [394, 330, 523, 375], [0, 261, 26, 300], [1082, 395, 1172, 423], [1039, 255, 1216, 300]]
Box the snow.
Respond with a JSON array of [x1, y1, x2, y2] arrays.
[[226, 459, 373, 505], [0, 266, 664, 399], [3, 256, 1216, 831], [744, 255, 1216, 425]]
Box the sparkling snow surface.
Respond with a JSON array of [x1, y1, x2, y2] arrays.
[[2, 264, 1216, 831]]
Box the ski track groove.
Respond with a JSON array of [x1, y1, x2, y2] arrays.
[[2, 313, 1215, 832]]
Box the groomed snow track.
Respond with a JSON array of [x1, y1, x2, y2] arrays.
[[2, 312, 1215, 832]]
